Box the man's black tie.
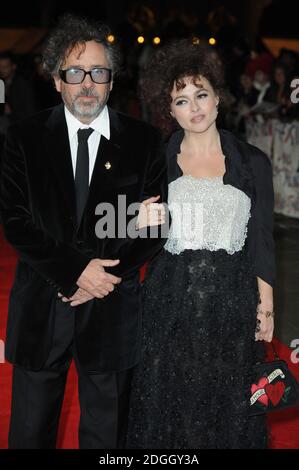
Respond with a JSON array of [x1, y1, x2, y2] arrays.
[[75, 128, 94, 226]]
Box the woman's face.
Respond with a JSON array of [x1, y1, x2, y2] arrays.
[[170, 76, 219, 133]]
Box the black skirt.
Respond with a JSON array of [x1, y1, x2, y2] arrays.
[[126, 246, 268, 449]]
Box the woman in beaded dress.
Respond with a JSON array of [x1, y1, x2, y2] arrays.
[[126, 39, 275, 449]]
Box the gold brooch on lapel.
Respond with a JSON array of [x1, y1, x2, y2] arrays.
[[104, 161, 112, 170]]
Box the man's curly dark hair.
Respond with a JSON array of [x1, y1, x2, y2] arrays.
[[140, 38, 229, 132], [42, 13, 121, 77]]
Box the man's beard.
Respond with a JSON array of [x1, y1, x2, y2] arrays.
[[64, 87, 109, 121]]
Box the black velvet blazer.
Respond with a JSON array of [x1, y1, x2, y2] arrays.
[[167, 128, 276, 288], [0, 104, 167, 372]]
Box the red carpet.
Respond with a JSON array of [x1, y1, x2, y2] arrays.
[[1, 225, 299, 449]]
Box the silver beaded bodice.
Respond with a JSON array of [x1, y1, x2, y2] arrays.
[[164, 175, 251, 255]]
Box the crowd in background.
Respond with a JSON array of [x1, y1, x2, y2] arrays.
[[0, 4, 299, 144]]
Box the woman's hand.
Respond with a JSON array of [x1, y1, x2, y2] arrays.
[[256, 278, 274, 342], [255, 307, 274, 342], [136, 195, 166, 229]]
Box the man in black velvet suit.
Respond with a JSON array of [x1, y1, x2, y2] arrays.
[[0, 14, 167, 449]]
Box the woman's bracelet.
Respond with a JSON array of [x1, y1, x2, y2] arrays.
[[257, 308, 275, 318]]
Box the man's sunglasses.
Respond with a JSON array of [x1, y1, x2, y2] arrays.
[[59, 67, 112, 84]]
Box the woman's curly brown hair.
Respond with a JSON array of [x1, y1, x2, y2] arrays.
[[42, 13, 121, 77], [140, 38, 228, 133]]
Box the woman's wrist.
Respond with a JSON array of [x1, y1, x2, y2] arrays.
[[257, 295, 273, 310], [257, 307, 275, 318], [257, 294, 274, 317]]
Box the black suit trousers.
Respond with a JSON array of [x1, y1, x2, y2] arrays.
[[8, 299, 133, 449]]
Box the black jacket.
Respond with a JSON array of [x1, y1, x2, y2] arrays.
[[167, 128, 276, 287], [0, 104, 167, 372]]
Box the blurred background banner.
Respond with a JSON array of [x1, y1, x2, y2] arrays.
[[246, 118, 299, 218]]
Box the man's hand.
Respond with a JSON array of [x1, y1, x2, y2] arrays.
[[59, 288, 94, 307], [76, 258, 121, 298]]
